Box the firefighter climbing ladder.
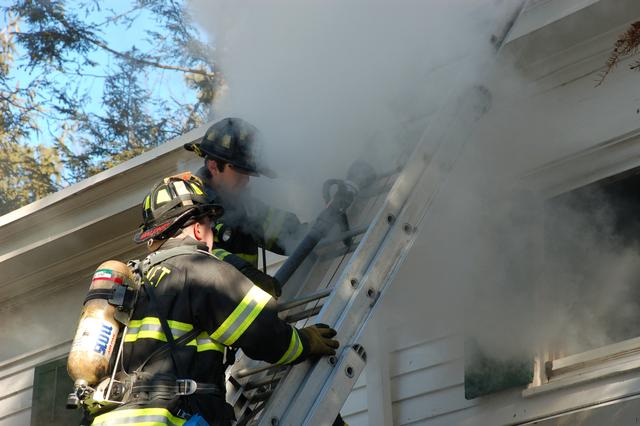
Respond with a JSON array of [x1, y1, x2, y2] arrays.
[[226, 84, 492, 426]]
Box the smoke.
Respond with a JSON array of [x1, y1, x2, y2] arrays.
[[382, 62, 640, 364], [188, 0, 520, 220], [185, 0, 640, 364]]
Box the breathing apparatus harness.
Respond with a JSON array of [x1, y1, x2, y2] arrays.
[[73, 245, 225, 420]]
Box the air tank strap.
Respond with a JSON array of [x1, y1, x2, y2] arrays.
[[131, 379, 224, 397], [143, 245, 212, 270], [84, 286, 137, 312]]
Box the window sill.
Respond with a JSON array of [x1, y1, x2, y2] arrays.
[[523, 337, 640, 397]]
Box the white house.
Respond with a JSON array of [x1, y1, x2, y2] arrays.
[[3, 0, 640, 424]]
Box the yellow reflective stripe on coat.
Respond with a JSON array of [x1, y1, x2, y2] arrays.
[[263, 208, 288, 250], [211, 248, 231, 260], [91, 407, 186, 426], [214, 223, 224, 243], [211, 285, 272, 346], [236, 252, 258, 267], [124, 317, 223, 353], [276, 326, 303, 365]]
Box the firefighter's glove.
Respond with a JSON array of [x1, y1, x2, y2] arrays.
[[240, 266, 282, 298], [299, 323, 340, 357]]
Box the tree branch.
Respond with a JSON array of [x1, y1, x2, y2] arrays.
[[89, 36, 215, 77], [31, 2, 216, 79]]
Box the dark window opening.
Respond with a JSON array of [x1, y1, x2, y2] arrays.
[[31, 356, 82, 426], [545, 166, 640, 357]]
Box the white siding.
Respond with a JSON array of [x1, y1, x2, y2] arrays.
[[0, 342, 69, 426]]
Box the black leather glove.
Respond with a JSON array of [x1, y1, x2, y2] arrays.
[[299, 323, 340, 357], [240, 265, 282, 298]]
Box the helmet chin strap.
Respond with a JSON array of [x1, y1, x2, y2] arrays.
[[147, 238, 169, 252]]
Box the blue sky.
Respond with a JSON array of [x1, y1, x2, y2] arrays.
[[2, 1, 208, 149]]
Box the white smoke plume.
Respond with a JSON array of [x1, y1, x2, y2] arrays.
[[186, 0, 638, 363], [188, 0, 521, 220]]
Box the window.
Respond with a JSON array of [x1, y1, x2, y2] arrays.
[[465, 166, 640, 398], [545, 168, 640, 356], [529, 166, 640, 392], [31, 356, 82, 426]]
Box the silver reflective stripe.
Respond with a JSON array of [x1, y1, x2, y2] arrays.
[[136, 323, 190, 337], [210, 286, 272, 346], [277, 327, 303, 365], [125, 318, 192, 342], [91, 408, 185, 426], [124, 318, 224, 352], [217, 299, 258, 343], [93, 415, 166, 425], [92, 415, 183, 426]]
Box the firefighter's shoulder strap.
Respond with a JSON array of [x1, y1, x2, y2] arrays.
[[143, 244, 238, 372], [133, 245, 209, 375], [144, 244, 213, 267]]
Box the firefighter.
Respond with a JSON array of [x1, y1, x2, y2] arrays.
[[89, 174, 339, 426], [183, 117, 307, 297]]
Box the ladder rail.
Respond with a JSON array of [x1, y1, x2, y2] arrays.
[[226, 171, 396, 416], [257, 138, 431, 425], [258, 83, 492, 425]]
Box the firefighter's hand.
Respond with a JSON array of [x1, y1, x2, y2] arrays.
[[240, 266, 282, 298], [299, 324, 340, 357]]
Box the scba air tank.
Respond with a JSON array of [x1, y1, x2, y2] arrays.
[[67, 260, 134, 388]]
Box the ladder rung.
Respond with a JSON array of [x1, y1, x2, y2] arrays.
[[276, 288, 332, 312], [250, 389, 273, 403], [235, 364, 287, 380], [356, 181, 394, 199], [283, 305, 322, 323], [244, 375, 283, 391], [316, 224, 369, 249]]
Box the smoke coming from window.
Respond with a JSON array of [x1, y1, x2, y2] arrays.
[[186, 0, 638, 365]]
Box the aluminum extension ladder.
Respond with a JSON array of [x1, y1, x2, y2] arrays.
[[225, 84, 492, 426]]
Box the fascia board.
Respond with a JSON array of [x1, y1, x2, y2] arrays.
[[0, 122, 210, 306], [501, 0, 640, 80], [0, 123, 209, 229], [0, 124, 208, 258]]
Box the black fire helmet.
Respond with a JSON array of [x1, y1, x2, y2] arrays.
[[184, 117, 276, 178], [133, 172, 224, 244]]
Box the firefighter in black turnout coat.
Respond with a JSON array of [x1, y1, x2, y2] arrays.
[[90, 174, 339, 426], [184, 117, 307, 298]]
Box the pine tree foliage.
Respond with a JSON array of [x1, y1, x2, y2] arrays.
[[0, 0, 219, 215]]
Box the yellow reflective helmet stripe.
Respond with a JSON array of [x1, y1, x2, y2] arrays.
[[190, 181, 205, 195], [92, 407, 186, 425], [211, 285, 272, 346], [276, 326, 304, 365], [124, 317, 223, 353]]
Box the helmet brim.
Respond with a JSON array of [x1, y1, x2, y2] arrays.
[[184, 140, 277, 178], [133, 203, 224, 244], [184, 141, 206, 158]]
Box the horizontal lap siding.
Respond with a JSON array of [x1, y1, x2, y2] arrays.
[[342, 364, 369, 424], [0, 343, 70, 426], [390, 335, 473, 425], [0, 410, 30, 426], [0, 374, 32, 426], [343, 328, 469, 425]]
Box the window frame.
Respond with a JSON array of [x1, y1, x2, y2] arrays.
[[523, 127, 640, 396]]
